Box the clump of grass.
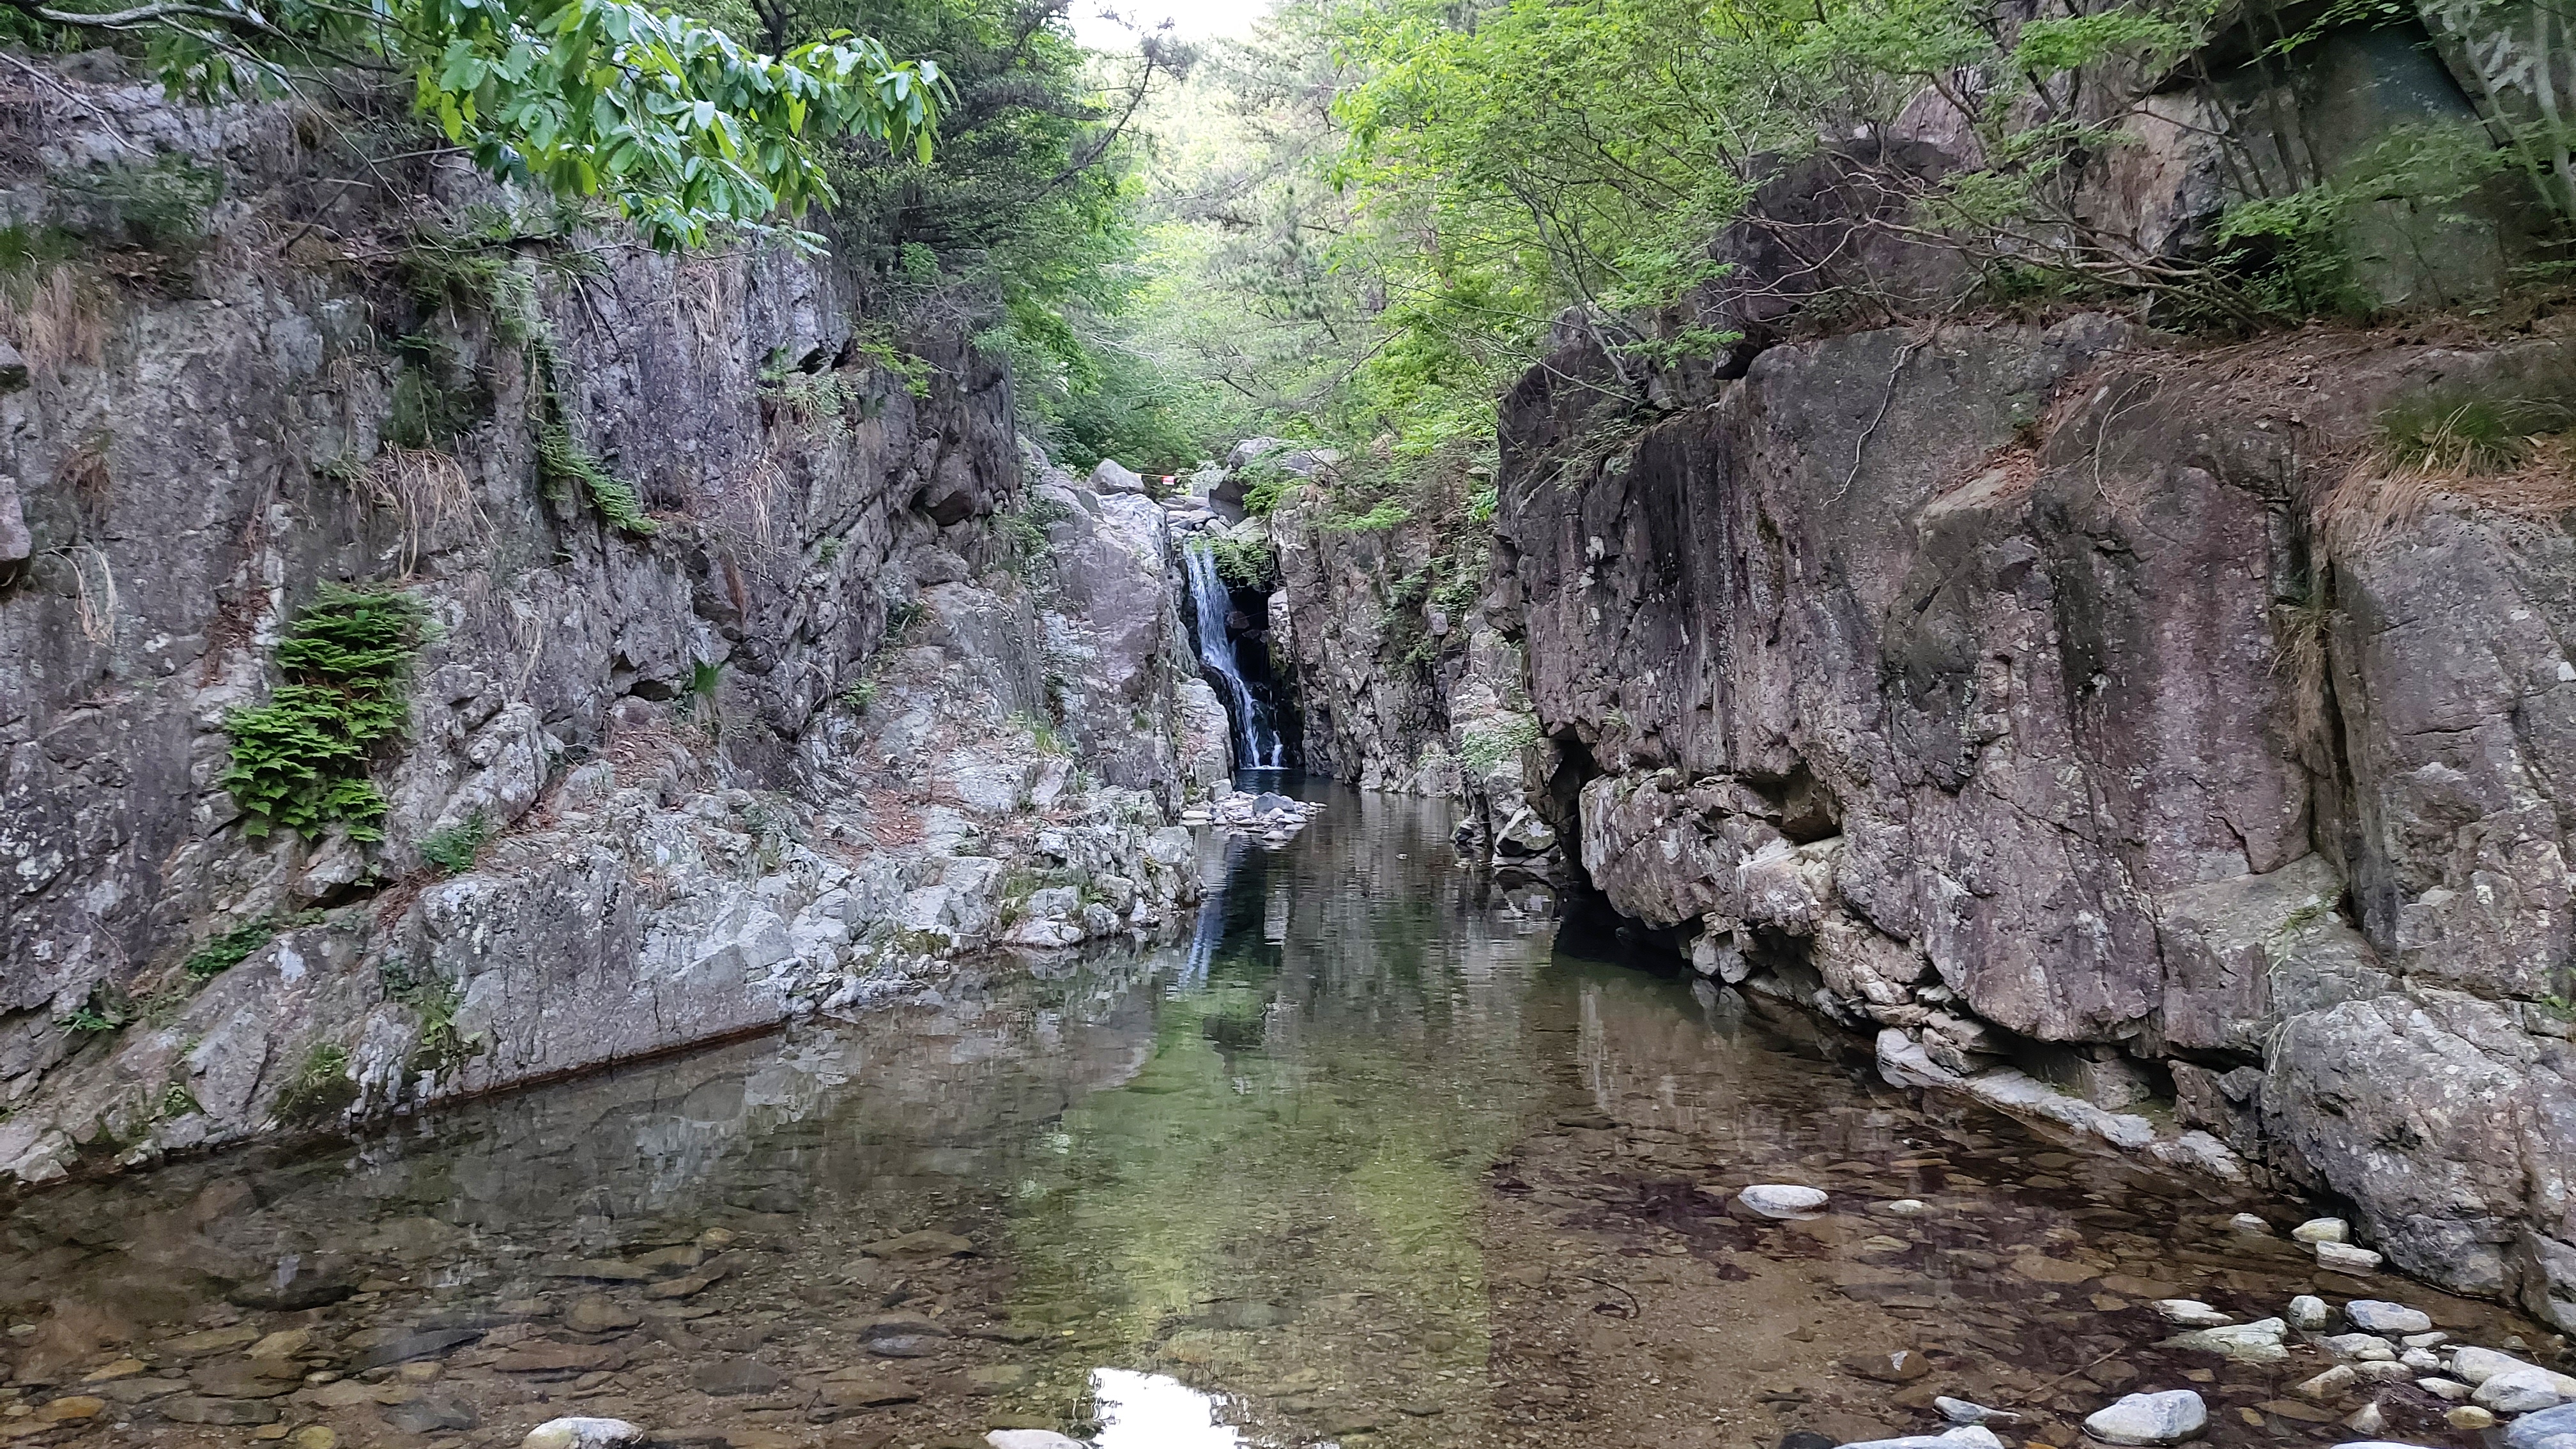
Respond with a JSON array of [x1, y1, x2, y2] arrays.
[[275, 1043, 357, 1121], [538, 419, 656, 535], [1459, 714, 1541, 774], [1207, 533, 1276, 590], [2323, 385, 2576, 555], [418, 811, 494, 875], [183, 908, 324, 980], [1011, 711, 1068, 756], [57, 983, 133, 1036], [54, 155, 224, 252], [2375, 394, 2570, 476]]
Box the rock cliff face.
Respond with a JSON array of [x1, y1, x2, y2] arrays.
[[1491, 310, 2576, 1330], [0, 66, 1222, 1179], [1211, 0, 2576, 1328]]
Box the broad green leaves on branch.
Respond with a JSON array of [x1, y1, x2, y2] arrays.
[[411, 0, 946, 248], [20, 0, 948, 249]]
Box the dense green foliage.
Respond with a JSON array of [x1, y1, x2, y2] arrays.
[[221, 585, 432, 843], [1131, 0, 2222, 494], [666, 0, 1209, 466], [1109, 0, 2564, 533], [6, 0, 946, 249]]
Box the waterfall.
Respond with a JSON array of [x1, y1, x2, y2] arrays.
[[1183, 540, 1284, 769]]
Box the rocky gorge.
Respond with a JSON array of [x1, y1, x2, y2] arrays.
[[0, 61, 1241, 1182], [1133, 0, 2576, 1367], [10, 0, 2576, 1444]]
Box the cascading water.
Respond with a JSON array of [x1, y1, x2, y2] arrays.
[[1183, 540, 1284, 769]]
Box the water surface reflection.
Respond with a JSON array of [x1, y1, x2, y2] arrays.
[[0, 786, 2544, 1449]]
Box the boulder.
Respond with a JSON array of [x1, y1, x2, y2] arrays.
[[2477, 1365, 2576, 1414], [2506, 1404, 2576, 1449], [1089, 459, 1147, 494]]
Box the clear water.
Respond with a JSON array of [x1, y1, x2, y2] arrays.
[[0, 786, 2546, 1449]]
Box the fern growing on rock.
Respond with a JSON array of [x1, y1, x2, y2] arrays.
[[220, 585, 431, 843]]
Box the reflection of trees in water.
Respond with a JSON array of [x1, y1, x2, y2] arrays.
[[0, 955, 1186, 1327], [996, 788, 1552, 1432]]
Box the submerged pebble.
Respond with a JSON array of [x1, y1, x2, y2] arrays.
[[2322, 1333, 2396, 1362], [1837, 1427, 2003, 1449], [2084, 1389, 2207, 1446], [521, 1420, 644, 1449], [2163, 1317, 2289, 1363], [1935, 1397, 2016, 1425], [1738, 1184, 1829, 1218]]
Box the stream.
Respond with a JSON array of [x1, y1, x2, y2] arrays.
[[0, 785, 2544, 1449]]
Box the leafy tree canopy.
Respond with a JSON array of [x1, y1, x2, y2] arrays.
[[4, 0, 950, 248]]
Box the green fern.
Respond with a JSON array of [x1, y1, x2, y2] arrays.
[[220, 585, 430, 842], [537, 419, 656, 534]]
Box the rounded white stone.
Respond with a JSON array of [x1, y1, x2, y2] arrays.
[[521, 1421, 644, 1449], [2084, 1390, 2207, 1446], [1738, 1184, 1829, 1218]]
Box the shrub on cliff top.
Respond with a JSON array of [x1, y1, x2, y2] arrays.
[[221, 585, 433, 843]]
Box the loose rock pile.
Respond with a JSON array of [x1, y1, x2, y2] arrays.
[[1828, 1255, 2576, 1449], [1180, 790, 1321, 845]]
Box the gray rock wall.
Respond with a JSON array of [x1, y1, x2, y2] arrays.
[[1269, 502, 1462, 794], [0, 66, 1215, 1179], [1492, 309, 2576, 1329]]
